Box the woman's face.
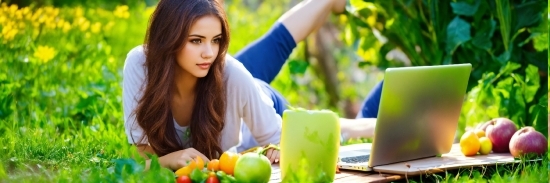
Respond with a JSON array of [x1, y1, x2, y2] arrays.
[[176, 15, 222, 78]]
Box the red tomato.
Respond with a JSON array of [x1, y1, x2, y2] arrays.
[[205, 176, 219, 183], [176, 175, 192, 183]]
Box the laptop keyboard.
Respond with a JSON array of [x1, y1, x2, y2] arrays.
[[340, 155, 370, 163]]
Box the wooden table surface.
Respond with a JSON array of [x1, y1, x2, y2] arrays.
[[268, 143, 520, 182], [268, 164, 405, 183]]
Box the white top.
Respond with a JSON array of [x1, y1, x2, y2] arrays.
[[122, 45, 282, 152]]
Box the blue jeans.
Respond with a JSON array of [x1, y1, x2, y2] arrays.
[[235, 22, 382, 118]]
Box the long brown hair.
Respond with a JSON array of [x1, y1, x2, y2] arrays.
[[135, 0, 229, 159]]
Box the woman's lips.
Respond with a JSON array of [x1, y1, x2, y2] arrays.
[[197, 63, 211, 69]]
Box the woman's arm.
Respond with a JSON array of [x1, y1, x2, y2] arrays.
[[225, 57, 282, 147], [339, 118, 377, 142], [135, 144, 157, 171], [136, 144, 209, 171], [279, 0, 345, 43], [123, 46, 149, 145]]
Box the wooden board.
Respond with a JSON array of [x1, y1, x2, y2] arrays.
[[269, 164, 404, 183], [372, 143, 524, 176], [268, 143, 531, 182]]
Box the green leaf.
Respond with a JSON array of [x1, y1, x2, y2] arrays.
[[531, 95, 548, 138], [496, 49, 512, 64], [495, 0, 512, 51], [523, 64, 540, 103], [288, 59, 309, 75], [149, 155, 161, 171], [530, 14, 548, 51], [472, 19, 496, 50], [523, 50, 548, 75], [512, 1, 545, 33], [347, 0, 370, 12], [351, 14, 371, 28], [358, 61, 372, 68], [112, 158, 143, 177], [450, 0, 481, 16], [446, 16, 472, 54], [499, 61, 522, 76], [357, 6, 376, 19], [344, 21, 359, 50]]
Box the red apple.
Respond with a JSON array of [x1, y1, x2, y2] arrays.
[[509, 126, 548, 158], [485, 118, 517, 153], [476, 120, 493, 131]]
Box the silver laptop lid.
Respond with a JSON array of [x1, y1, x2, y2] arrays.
[[369, 64, 472, 167]]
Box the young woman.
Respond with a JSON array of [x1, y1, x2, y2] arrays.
[[123, 0, 380, 171]]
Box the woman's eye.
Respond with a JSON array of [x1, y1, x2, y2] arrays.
[[212, 38, 221, 44], [190, 39, 201, 44]]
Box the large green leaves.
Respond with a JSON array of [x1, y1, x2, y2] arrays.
[[451, 0, 481, 16], [495, 0, 512, 51], [446, 16, 471, 54], [471, 19, 496, 50], [346, 0, 548, 138], [513, 1, 545, 32]]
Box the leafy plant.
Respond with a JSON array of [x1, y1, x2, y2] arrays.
[[345, 0, 548, 137]]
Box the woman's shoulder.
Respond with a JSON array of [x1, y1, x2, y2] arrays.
[[123, 45, 148, 80], [125, 45, 146, 66], [223, 55, 252, 81]]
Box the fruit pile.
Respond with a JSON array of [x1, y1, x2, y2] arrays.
[[175, 146, 274, 183], [460, 118, 548, 158]]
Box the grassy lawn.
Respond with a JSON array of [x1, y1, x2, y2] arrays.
[[0, 1, 548, 183], [403, 159, 548, 182]]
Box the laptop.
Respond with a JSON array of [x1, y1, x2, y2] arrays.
[[337, 63, 472, 171]]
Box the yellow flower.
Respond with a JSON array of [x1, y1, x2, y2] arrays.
[[62, 22, 71, 33], [45, 17, 57, 29], [9, 4, 17, 14], [113, 5, 130, 19], [77, 18, 90, 31], [57, 19, 66, 28], [74, 7, 84, 17], [90, 22, 101, 33], [15, 9, 23, 19], [1, 22, 18, 41], [38, 15, 46, 23], [1, 3, 8, 14], [34, 45, 56, 63], [31, 8, 43, 22], [21, 7, 30, 16]]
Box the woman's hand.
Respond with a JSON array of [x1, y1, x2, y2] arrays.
[[159, 148, 210, 170], [265, 148, 280, 164]]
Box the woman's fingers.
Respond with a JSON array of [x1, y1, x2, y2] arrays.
[[265, 149, 280, 164], [185, 148, 210, 162], [272, 150, 280, 164]]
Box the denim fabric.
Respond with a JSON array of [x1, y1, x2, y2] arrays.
[[356, 80, 383, 118], [234, 22, 295, 116], [234, 21, 383, 118]]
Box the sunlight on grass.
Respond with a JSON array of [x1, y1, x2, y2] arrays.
[[0, 1, 548, 183]]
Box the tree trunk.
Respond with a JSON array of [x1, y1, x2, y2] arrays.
[[307, 23, 341, 111]]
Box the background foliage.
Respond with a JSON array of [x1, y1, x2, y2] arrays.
[[344, 0, 548, 138], [0, 0, 548, 182]]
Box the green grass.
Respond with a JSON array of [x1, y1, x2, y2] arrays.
[[401, 158, 548, 183], [0, 1, 548, 183]]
